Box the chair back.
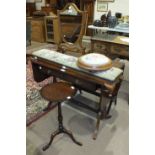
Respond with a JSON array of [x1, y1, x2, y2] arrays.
[[54, 3, 88, 55]]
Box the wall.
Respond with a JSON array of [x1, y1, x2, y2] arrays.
[[26, 0, 129, 17], [94, 0, 129, 20]]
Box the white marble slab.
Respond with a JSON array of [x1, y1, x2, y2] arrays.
[[32, 49, 123, 82], [88, 25, 129, 34]]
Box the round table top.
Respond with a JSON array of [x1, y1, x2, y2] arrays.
[[40, 82, 77, 102]]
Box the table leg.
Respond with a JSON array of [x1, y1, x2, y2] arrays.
[[92, 90, 104, 140], [93, 87, 113, 139], [42, 102, 82, 151], [42, 130, 61, 151], [63, 127, 82, 146], [106, 99, 113, 117], [93, 111, 102, 140]]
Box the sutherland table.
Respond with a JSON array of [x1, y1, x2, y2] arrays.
[[91, 34, 129, 59], [88, 25, 129, 59], [29, 49, 123, 139]]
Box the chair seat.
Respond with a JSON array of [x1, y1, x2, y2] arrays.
[[40, 82, 77, 102], [59, 42, 86, 54]]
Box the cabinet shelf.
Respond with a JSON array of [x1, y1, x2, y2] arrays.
[[47, 24, 53, 27], [47, 32, 54, 35], [44, 16, 56, 43]]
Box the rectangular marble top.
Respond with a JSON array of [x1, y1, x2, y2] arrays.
[[88, 25, 129, 34], [32, 49, 123, 82]]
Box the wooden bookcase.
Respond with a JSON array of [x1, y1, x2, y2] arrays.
[[44, 15, 58, 43]]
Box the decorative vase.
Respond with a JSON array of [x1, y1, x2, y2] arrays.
[[107, 16, 117, 28]]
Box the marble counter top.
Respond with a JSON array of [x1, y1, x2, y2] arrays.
[[88, 25, 129, 34], [32, 49, 123, 82]]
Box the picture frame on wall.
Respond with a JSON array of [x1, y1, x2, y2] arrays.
[[98, 0, 114, 2], [97, 2, 108, 12], [35, 0, 42, 2]]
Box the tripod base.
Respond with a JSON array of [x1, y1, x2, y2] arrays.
[[42, 127, 82, 151], [42, 102, 82, 151]]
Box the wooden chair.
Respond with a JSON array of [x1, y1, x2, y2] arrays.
[[40, 82, 82, 151], [53, 3, 88, 55]]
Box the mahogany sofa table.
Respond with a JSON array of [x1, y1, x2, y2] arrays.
[[30, 49, 123, 139]]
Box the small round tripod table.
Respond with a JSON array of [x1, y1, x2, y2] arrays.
[[40, 82, 82, 151]]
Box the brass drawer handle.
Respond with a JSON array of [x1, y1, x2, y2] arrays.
[[60, 69, 66, 72], [60, 66, 67, 72], [62, 66, 66, 69], [31, 56, 38, 61], [39, 66, 42, 70]]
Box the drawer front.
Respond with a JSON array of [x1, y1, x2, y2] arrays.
[[91, 39, 129, 58], [94, 43, 107, 53], [111, 45, 129, 57], [37, 65, 97, 91], [62, 73, 97, 91]]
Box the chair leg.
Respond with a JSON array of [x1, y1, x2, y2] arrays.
[[114, 97, 117, 105], [93, 111, 102, 140]]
